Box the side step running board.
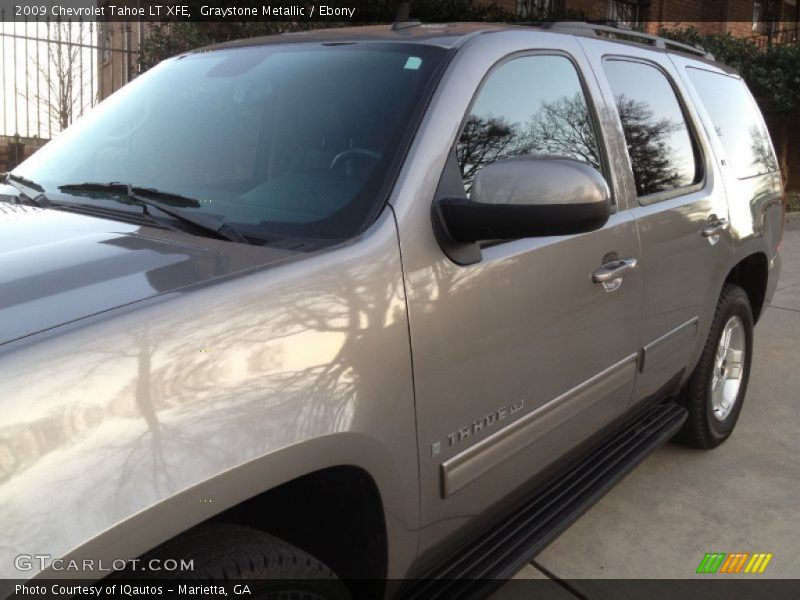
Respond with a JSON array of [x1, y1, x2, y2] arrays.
[[401, 401, 687, 600]]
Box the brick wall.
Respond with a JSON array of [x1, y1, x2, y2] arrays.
[[566, 0, 610, 19], [96, 20, 155, 101], [0, 136, 48, 173], [782, 1, 799, 27], [492, 0, 611, 19], [492, 0, 515, 11], [646, 0, 742, 34], [489, 0, 766, 34]]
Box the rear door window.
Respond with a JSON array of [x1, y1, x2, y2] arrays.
[[685, 67, 778, 179], [603, 59, 702, 198]]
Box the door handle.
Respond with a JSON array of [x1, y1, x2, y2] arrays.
[[592, 258, 638, 284], [702, 218, 730, 237]]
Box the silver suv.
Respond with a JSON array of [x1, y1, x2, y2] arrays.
[[0, 22, 784, 597]]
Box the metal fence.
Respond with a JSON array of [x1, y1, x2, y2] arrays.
[[0, 14, 139, 140], [749, 25, 800, 48]]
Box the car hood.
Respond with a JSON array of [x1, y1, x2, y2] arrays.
[[0, 203, 297, 346]]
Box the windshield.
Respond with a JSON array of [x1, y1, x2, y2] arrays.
[[12, 42, 446, 245]]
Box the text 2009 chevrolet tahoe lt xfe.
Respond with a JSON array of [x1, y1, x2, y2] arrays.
[[0, 21, 783, 599]]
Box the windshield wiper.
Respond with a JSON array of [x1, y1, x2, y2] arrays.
[[2, 173, 55, 208], [4, 173, 45, 193], [60, 182, 200, 207], [58, 182, 249, 244]]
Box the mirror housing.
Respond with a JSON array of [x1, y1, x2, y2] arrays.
[[434, 157, 611, 244]]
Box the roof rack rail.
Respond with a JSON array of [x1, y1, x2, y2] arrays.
[[540, 21, 715, 60]]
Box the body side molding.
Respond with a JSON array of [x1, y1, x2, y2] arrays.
[[441, 353, 638, 498], [640, 317, 699, 373]]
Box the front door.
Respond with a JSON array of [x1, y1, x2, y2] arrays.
[[397, 44, 644, 553]]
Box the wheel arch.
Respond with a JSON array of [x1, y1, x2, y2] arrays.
[[725, 252, 769, 323], [212, 464, 388, 588], [45, 433, 412, 588]]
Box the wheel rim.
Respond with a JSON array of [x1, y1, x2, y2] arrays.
[[710, 315, 746, 421]]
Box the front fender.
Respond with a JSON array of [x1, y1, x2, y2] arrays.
[[0, 211, 419, 582], [42, 433, 407, 581]]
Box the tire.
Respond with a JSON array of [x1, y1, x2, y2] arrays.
[[127, 523, 351, 600], [674, 283, 754, 449]]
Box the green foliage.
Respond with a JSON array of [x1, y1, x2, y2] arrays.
[[659, 26, 800, 114], [752, 43, 800, 113]]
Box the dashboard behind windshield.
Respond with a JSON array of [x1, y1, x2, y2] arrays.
[[13, 42, 447, 244]]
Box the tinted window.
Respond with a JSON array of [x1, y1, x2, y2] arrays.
[[686, 67, 777, 179], [12, 44, 446, 245], [603, 60, 701, 197], [457, 55, 601, 193]]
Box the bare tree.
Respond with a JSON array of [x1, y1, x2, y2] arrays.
[[456, 94, 602, 193], [749, 124, 779, 174], [451, 91, 690, 198], [527, 92, 602, 170], [21, 21, 91, 135], [457, 115, 534, 193], [614, 94, 683, 195]]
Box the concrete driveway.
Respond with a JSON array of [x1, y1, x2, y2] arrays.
[[500, 217, 800, 594]]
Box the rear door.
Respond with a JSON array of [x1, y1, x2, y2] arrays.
[[580, 39, 731, 403], [676, 60, 784, 263], [394, 36, 644, 554]]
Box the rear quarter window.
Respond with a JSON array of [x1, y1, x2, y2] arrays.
[[685, 67, 778, 179]]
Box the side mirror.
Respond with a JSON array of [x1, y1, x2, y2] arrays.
[[434, 157, 611, 244]]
